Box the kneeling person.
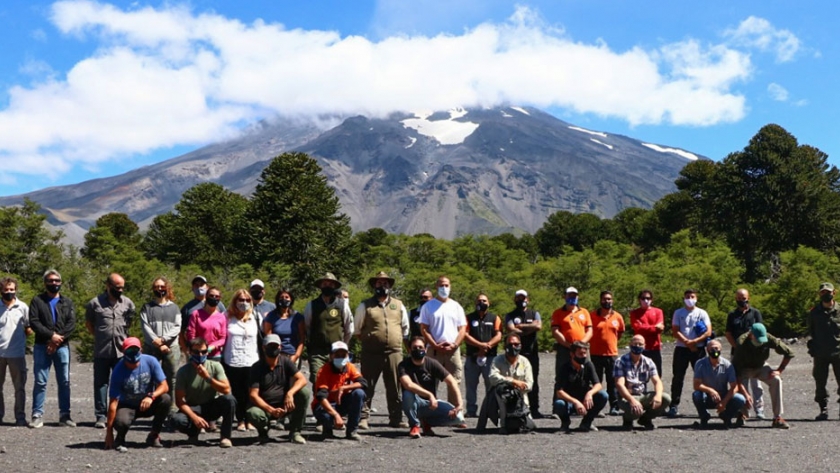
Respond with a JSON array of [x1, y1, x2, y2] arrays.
[[312, 341, 367, 441], [554, 341, 608, 432], [487, 333, 534, 434], [399, 336, 465, 438], [246, 334, 310, 444], [105, 337, 172, 452], [692, 339, 746, 428], [614, 335, 671, 430], [171, 337, 236, 447]]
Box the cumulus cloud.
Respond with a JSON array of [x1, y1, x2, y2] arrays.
[[724, 16, 801, 63], [0, 1, 761, 177], [767, 83, 789, 102]]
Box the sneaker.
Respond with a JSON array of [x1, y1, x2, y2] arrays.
[[94, 419, 107, 429], [638, 418, 656, 430], [219, 438, 232, 448], [816, 408, 828, 421], [30, 416, 43, 429], [258, 434, 272, 445], [389, 420, 409, 428], [115, 445, 128, 453], [115, 434, 128, 453], [15, 419, 28, 427], [236, 423, 247, 432], [59, 417, 76, 428], [346, 430, 361, 441], [409, 425, 422, 439], [465, 412, 478, 418], [358, 419, 370, 430], [531, 411, 544, 419], [187, 435, 202, 446], [755, 409, 767, 420], [421, 421, 435, 436], [319, 428, 334, 441], [694, 418, 709, 429], [772, 417, 790, 429], [608, 406, 621, 416], [290, 432, 306, 445], [206, 421, 217, 433], [146, 433, 163, 448], [666, 406, 679, 418], [578, 420, 598, 432]]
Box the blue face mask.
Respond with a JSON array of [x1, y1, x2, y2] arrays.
[[190, 354, 208, 365], [630, 345, 645, 355], [333, 357, 349, 369], [124, 348, 141, 363], [566, 297, 579, 306]]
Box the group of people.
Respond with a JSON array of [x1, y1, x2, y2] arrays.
[[1, 270, 839, 451]]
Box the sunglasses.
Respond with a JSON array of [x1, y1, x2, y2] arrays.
[[153, 286, 166, 290], [508, 343, 522, 348], [237, 298, 252, 303], [46, 279, 61, 283], [191, 349, 209, 355], [207, 296, 221, 301], [640, 297, 652, 301]]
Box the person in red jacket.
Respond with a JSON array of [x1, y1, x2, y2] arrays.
[[629, 289, 665, 377]]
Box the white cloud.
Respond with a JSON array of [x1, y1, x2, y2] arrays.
[[723, 16, 801, 63], [767, 83, 789, 101], [0, 1, 759, 178]]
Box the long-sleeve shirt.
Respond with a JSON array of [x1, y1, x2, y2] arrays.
[[186, 308, 227, 358], [140, 300, 181, 349], [732, 332, 794, 374], [630, 306, 664, 351], [489, 355, 533, 405]]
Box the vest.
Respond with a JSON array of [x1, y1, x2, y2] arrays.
[[507, 308, 539, 355], [466, 311, 499, 357], [359, 296, 405, 353], [308, 297, 345, 357]]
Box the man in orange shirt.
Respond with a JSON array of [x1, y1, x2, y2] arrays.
[[590, 291, 625, 416], [311, 341, 367, 441], [551, 287, 593, 386]]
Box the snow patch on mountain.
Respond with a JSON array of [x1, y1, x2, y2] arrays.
[[402, 108, 479, 145], [510, 106, 530, 116], [405, 137, 417, 149], [641, 143, 698, 161], [590, 138, 613, 150], [569, 126, 607, 138]]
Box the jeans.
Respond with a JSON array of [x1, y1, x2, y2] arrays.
[[93, 357, 119, 421], [670, 346, 706, 407], [170, 394, 236, 439], [245, 387, 310, 436], [553, 390, 609, 423], [591, 355, 618, 408], [464, 355, 494, 415], [313, 388, 365, 434], [692, 390, 746, 421], [402, 390, 465, 428], [0, 357, 27, 422], [32, 344, 71, 419]]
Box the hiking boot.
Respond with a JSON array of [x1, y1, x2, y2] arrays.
[[346, 430, 361, 441], [146, 433, 163, 448], [772, 417, 790, 429], [409, 425, 421, 439], [666, 406, 679, 418], [638, 418, 656, 430], [816, 406, 829, 421], [290, 432, 306, 445], [358, 419, 369, 430], [30, 416, 43, 429], [531, 411, 544, 419], [219, 438, 232, 448], [578, 420, 598, 432]]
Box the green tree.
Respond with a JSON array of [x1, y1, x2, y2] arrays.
[[81, 212, 142, 266], [0, 199, 66, 284]]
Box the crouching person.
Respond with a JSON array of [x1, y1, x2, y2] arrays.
[[692, 339, 746, 428], [615, 335, 670, 430], [482, 333, 534, 434], [170, 337, 236, 447], [312, 341, 367, 441], [246, 334, 310, 444], [399, 336, 465, 438], [105, 337, 172, 452], [554, 341, 608, 432]]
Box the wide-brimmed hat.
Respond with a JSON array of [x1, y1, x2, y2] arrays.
[[368, 271, 395, 287], [314, 272, 342, 289]]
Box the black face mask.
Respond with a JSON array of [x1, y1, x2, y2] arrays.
[[109, 287, 123, 299], [516, 300, 527, 309], [1, 292, 15, 301], [278, 299, 292, 308], [205, 298, 220, 308], [321, 287, 335, 298], [505, 344, 521, 357], [821, 293, 834, 303], [250, 289, 263, 301], [601, 302, 613, 310], [709, 349, 721, 359], [573, 356, 587, 365], [153, 289, 167, 299], [46, 284, 61, 294], [265, 345, 281, 358], [410, 348, 426, 361], [374, 287, 390, 297], [736, 300, 749, 308], [476, 302, 488, 312]]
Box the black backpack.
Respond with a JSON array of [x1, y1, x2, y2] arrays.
[[497, 383, 535, 434]]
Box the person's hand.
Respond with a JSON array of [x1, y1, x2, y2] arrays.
[[284, 392, 295, 412], [429, 396, 438, 410], [271, 406, 286, 418], [160, 345, 171, 355], [769, 370, 781, 379], [449, 404, 462, 418], [105, 430, 114, 450], [715, 403, 725, 414], [630, 399, 643, 416], [574, 400, 587, 416], [207, 345, 215, 356], [655, 323, 665, 333], [196, 364, 210, 380], [651, 395, 662, 411], [153, 338, 163, 347], [333, 413, 345, 429], [50, 333, 64, 344], [583, 394, 594, 410], [192, 414, 210, 430], [709, 391, 721, 404], [46, 342, 56, 355], [512, 380, 528, 391], [140, 396, 153, 412], [744, 392, 753, 409]]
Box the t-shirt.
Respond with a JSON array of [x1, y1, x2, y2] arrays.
[[726, 307, 763, 340], [109, 354, 166, 408], [556, 360, 600, 400], [398, 356, 450, 394], [672, 307, 711, 348], [550, 306, 592, 345], [0, 300, 29, 358], [264, 310, 304, 355], [175, 360, 227, 406], [590, 309, 625, 356], [693, 356, 736, 396], [418, 298, 466, 344], [250, 357, 299, 407], [253, 300, 276, 326]]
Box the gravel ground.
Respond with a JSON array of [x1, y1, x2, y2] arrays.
[[0, 339, 838, 472]]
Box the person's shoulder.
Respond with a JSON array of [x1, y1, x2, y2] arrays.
[[736, 331, 750, 345], [175, 363, 191, 377], [206, 359, 224, 372], [86, 294, 103, 307], [694, 356, 710, 369]]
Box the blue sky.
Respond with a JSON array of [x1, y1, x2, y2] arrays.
[[0, 0, 836, 196]]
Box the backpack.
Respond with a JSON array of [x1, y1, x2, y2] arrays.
[[497, 383, 535, 434]]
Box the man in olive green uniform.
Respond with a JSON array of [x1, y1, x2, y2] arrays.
[[304, 273, 354, 383], [808, 282, 840, 420], [732, 323, 793, 429], [354, 272, 410, 429]]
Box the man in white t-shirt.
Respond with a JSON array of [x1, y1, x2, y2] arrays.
[[419, 276, 467, 404], [668, 288, 712, 418]]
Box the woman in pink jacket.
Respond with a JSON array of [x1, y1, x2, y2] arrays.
[[186, 286, 227, 361]]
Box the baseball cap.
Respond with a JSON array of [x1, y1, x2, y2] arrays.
[[515, 289, 528, 297], [819, 282, 835, 292], [250, 279, 265, 289], [750, 323, 768, 344], [331, 341, 349, 353], [263, 334, 281, 346], [192, 275, 208, 284], [122, 337, 141, 351], [565, 287, 579, 295]]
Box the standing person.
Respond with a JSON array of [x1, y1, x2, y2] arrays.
[[249, 279, 275, 326], [692, 339, 746, 428], [140, 277, 181, 417], [725, 288, 765, 419], [263, 288, 305, 363], [104, 337, 172, 452], [186, 287, 227, 362], [505, 289, 543, 417], [614, 335, 670, 430], [355, 271, 409, 429], [179, 275, 225, 353], [629, 289, 665, 378], [553, 341, 608, 432], [419, 275, 467, 404], [311, 341, 367, 441], [408, 289, 433, 340], [0, 277, 32, 426], [29, 269, 76, 428], [463, 293, 502, 418], [303, 273, 353, 383], [86, 273, 136, 429], [807, 282, 840, 420], [590, 290, 625, 416], [551, 287, 592, 382], [732, 323, 793, 429], [223, 289, 260, 432], [668, 289, 712, 418]]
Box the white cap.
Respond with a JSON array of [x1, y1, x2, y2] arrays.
[[515, 289, 528, 297], [331, 341, 349, 353], [565, 286, 579, 295], [250, 279, 265, 289]]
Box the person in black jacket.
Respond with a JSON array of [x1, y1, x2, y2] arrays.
[[28, 269, 76, 428]]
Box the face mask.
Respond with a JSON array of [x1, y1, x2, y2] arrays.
[[573, 356, 587, 365], [565, 297, 578, 306], [154, 289, 167, 299], [639, 299, 651, 308], [750, 338, 762, 347], [333, 357, 349, 369], [709, 349, 721, 359], [1, 292, 15, 301], [601, 302, 612, 310], [46, 284, 61, 294], [736, 300, 749, 308], [821, 293, 834, 303], [476, 302, 488, 312], [278, 299, 292, 308], [684, 298, 697, 308], [193, 287, 207, 297], [250, 289, 263, 301], [124, 348, 141, 363], [630, 345, 645, 355], [505, 344, 521, 357], [205, 298, 220, 308], [109, 287, 123, 299], [410, 348, 426, 361], [320, 287, 335, 298], [374, 287, 390, 297], [265, 345, 281, 358], [190, 354, 207, 365], [237, 302, 251, 312], [516, 300, 527, 309], [438, 286, 450, 299]]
